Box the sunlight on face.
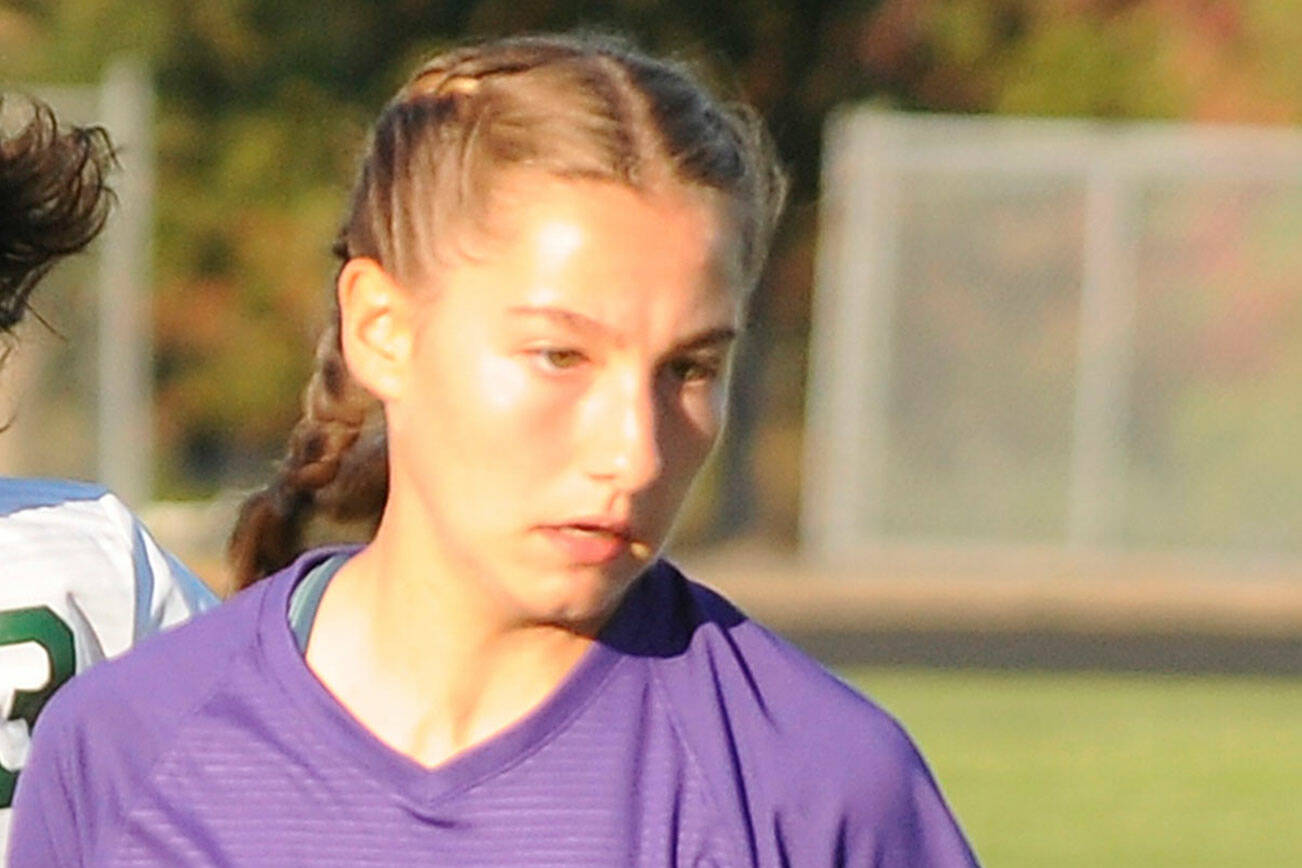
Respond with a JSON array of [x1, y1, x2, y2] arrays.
[[534, 219, 585, 272], [383, 172, 742, 628]]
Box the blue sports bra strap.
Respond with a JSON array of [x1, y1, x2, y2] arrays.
[[287, 553, 350, 653]]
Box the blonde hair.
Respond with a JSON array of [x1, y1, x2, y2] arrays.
[[228, 32, 787, 588]]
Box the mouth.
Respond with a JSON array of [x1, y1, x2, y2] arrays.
[[537, 520, 653, 565]]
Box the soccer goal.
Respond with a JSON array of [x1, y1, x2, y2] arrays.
[[803, 109, 1302, 561]]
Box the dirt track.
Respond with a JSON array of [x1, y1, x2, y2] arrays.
[[674, 541, 1302, 674]]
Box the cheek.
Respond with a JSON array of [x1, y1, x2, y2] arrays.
[[470, 353, 533, 418], [396, 327, 546, 484], [663, 383, 729, 480], [441, 353, 575, 472]]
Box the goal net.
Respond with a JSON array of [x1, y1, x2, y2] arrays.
[[803, 110, 1302, 560]]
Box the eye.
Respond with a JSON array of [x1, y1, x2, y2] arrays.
[[532, 347, 588, 372], [667, 355, 722, 385]]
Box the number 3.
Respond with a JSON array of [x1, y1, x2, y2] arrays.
[[0, 607, 75, 807]]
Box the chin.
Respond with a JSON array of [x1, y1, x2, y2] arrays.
[[517, 562, 645, 631]]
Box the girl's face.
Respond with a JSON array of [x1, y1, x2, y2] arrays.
[[373, 172, 741, 630]]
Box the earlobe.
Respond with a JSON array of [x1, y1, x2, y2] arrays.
[[336, 257, 414, 402]]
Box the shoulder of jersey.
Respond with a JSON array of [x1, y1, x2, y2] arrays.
[[653, 560, 926, 786], [654, 562, 976, 865], [39, 578, 266, 739], [0, 478, 112, 517]]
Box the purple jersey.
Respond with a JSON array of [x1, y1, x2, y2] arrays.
[[10, 549, 978, 866]]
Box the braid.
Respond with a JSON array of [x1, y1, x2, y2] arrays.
[[227, 320, 386, 589]]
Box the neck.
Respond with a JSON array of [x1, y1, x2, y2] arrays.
[[305, 518, 597, 768]]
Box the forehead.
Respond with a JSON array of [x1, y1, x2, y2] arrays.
[[434, 171, 743, 319], [490, 171, 726, 258]]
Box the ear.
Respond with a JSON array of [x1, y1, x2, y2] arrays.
[[336, 257, 415, 403]]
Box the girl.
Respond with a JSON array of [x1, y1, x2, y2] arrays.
[[12, 34, 977, 866], [0, 98, 215, 850]]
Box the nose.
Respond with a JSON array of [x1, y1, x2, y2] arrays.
[[584, 370, 663, 493]]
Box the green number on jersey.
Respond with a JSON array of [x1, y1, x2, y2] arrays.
[[0, 607, 75, 806]]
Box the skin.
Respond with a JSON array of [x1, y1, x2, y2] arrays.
[[307, 172, 743, 768]]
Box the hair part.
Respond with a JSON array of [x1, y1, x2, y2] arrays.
[[228, 31, 788, 589], [0, 98, 115, 335]]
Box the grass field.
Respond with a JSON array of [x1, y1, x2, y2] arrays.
[[843, 667, 1302, 867]]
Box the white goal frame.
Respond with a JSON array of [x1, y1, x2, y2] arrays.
[[802, 109, 1302, 560]]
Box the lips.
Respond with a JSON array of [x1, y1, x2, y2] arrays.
[[537, 518, 641, 565]]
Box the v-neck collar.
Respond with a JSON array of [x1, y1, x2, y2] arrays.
[[257, 547, 652, 812]]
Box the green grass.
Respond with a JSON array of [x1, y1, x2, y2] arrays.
[[843, 667, 1302, 867]]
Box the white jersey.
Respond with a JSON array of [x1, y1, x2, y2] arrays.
[[0, 477, 217, 847]]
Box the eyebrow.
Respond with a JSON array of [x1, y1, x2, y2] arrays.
[[506, 305, 739, 351]]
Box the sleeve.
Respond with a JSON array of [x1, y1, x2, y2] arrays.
[[97, 493, 219, 642], [653, 575, 980, 866], [850, 740, 981, 868], [7, 695, 87, 867]]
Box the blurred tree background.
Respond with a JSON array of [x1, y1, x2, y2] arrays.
[[1, 0, 1298, 539]]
